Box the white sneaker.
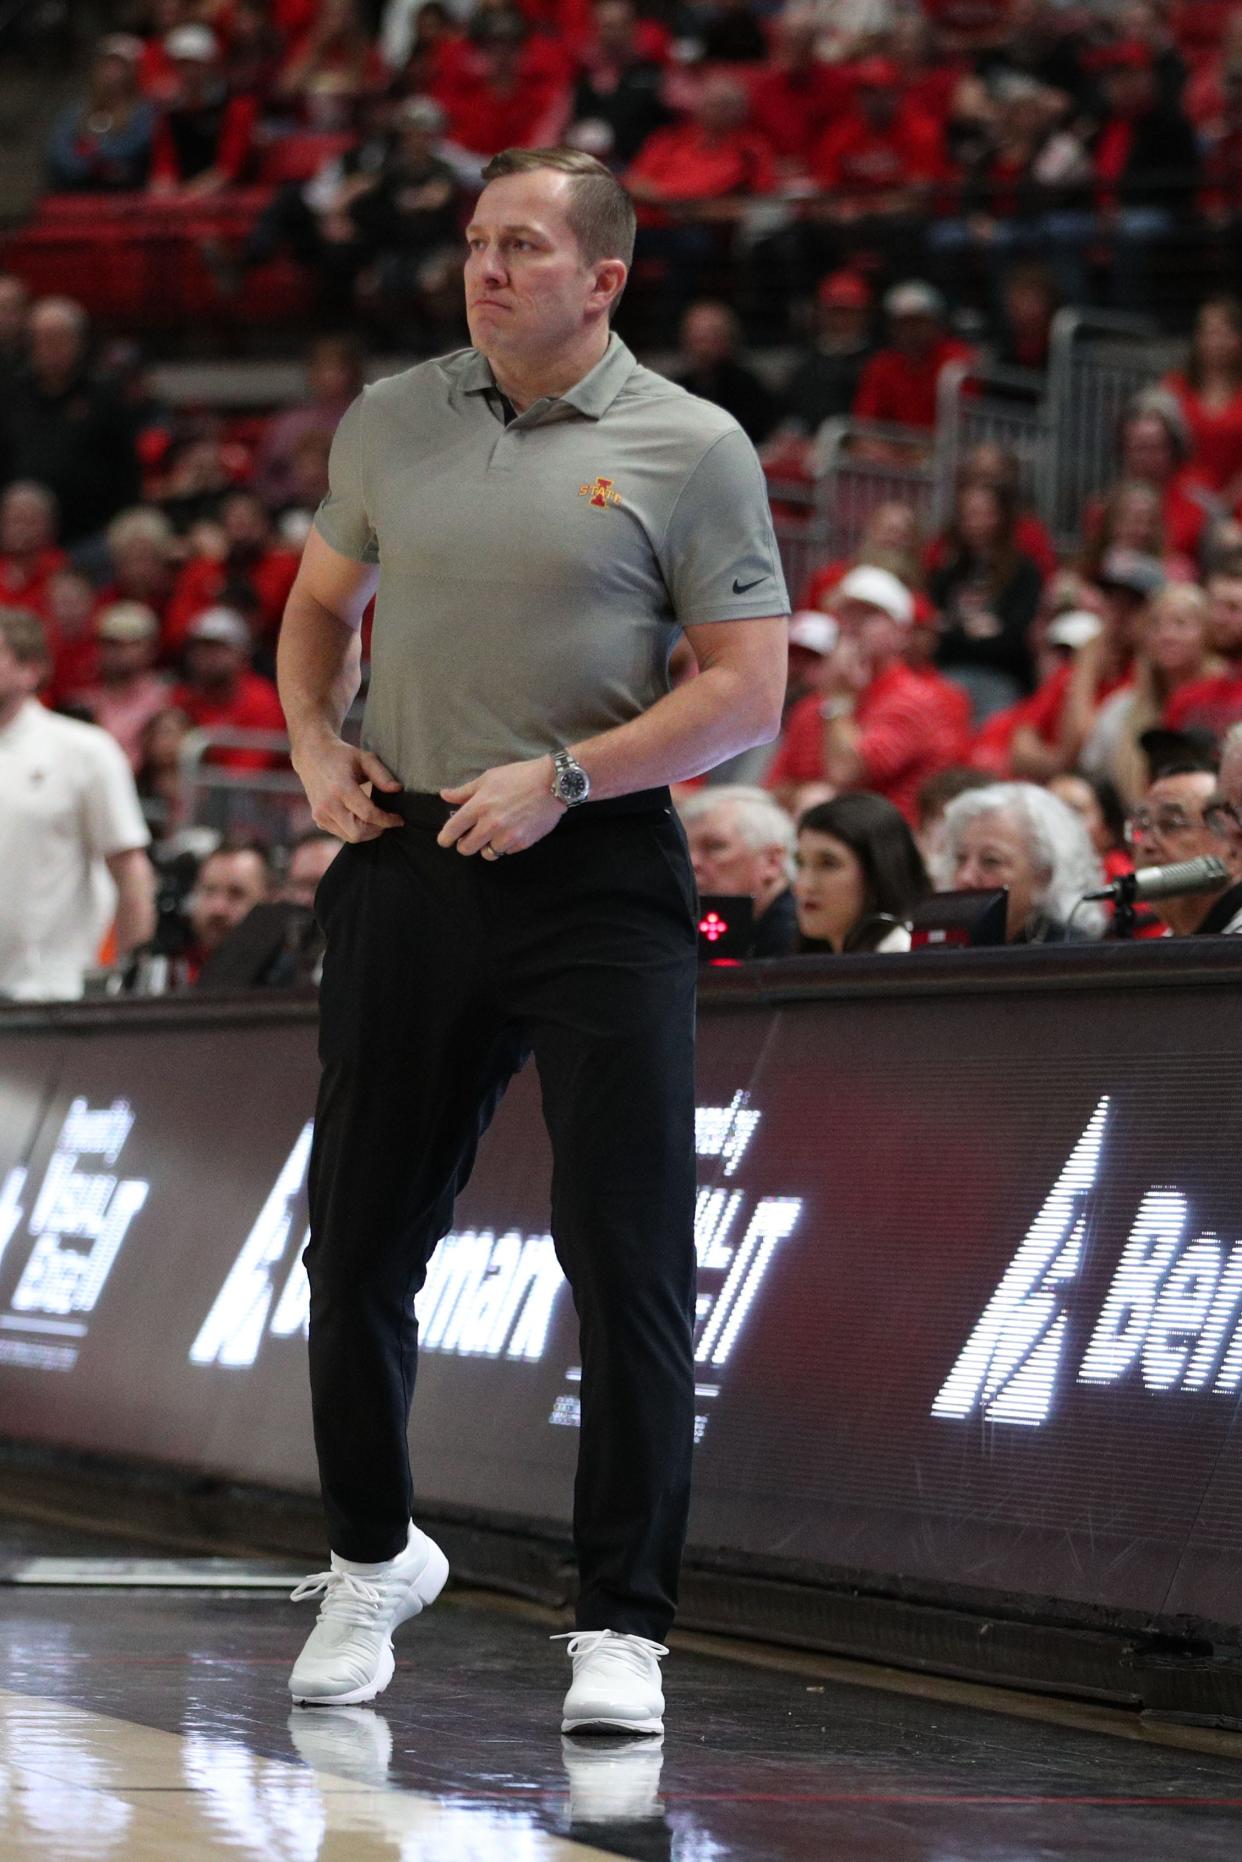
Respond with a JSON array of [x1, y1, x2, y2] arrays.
[[556, 1629, 667, 1735], [288, 1521, 448, 1706]]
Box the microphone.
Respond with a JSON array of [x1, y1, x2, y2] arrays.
[[1084, 854, 1230, 904]]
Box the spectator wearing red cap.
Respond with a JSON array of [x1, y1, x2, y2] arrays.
[[806, 58, 945, 274], [779, 269, 874, 435], [749, 7, 854, 176], [149, 25, 258, 196], [170, 605, 286, 769], [851, 281, 972, 439], [1090, 38, 1200, 311], [765, 565, 961, 822]]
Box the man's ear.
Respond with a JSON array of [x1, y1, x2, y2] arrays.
[[592, 259, 628, 314]]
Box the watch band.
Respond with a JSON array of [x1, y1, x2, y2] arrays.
[[552, 749, 591, 807]]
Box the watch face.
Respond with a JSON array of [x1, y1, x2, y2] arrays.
[[560, 766, 590, 804]]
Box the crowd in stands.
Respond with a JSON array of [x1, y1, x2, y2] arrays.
[[10, 6, 1242, 996]]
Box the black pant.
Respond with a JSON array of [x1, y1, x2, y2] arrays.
[[305, 790, 699, 1639]]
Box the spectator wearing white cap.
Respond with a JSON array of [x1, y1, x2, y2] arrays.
[[678, 785, 799, 957], [48, 35, 155, 193], [765, 565, 963, 823], [170, 605, 286, 770], [149, 25, 258, 198], [67, 601, 170, 769], [0, 608, 154, 1000], [709, 609, 836, 786], [851, 280, 972, 442]]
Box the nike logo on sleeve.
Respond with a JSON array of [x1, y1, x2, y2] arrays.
[[732, 575, 767, 594]]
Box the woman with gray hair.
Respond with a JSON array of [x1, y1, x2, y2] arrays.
[[939, 781, 1107, 943]]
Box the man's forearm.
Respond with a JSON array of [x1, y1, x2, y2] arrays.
[[569, 663, 781, 799], [277, 594, 363, 760], [111, 854, 156, 956]]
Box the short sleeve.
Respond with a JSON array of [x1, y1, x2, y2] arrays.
[[80, 727, 150, 858], [659, 427, 789, 624], [313, 392, 379, 564]]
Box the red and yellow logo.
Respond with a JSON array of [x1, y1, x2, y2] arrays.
[[579, 475, 622, 510]]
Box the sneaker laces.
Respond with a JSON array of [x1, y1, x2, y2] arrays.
[[290, 1568, 385, 1625], [552, 1629, 669, 1678]]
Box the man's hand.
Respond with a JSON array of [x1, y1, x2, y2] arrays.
[[438, 755, 565, 858], [294, 735, 404, 842]]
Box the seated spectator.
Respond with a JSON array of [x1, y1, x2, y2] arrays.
[[672, 300, 778, 444], [276, 826, 342, 908], [792, 792, 931, 953], [765, 565, 962, 823], [170, 605, 286, 769], [47, 34, 156, 193], [1080, 582, 1219, 805], [347, 99, 461, 329], [149, 25, 258, 197], [183, 837, 273, 980], [851, 281, 972, 442], [1165, 556, 1242, 737], [1011, 551, 1160, 781], [804, 503, 926, 613], [628, 73, 774, 216], [914, 762, 995, 876], [991, 258, 1061, 376], [925, 441, 1058, 579], [1089, 391, 1215, 562], [272, 428, 332, 541], [165, 490, 301, 653], [102, 505, 180, 625], [1077, 477, 1178, 583], [0, 273, 29, 389], [220, 0, 288, 103], [1090, 39, 1200, 310], [136, 703, 192, 841], [1206, 720, 1242, 870], [1048, 770, 1132, 883], [1127, 762, 1242, 935], [940, 780, 1106, 942], [67, 602, 171, 770], [0, 482, 67, 612], [779, 269, 874, 438], [433, 14, 571, 159], [749, 5, 852, 177], [1162, 294, 1242, 506], [806, 58, 945, 274], [0, 607, 154, 1001], [931, 476, 1043, 717], [569, 0, 671, 169], [680, 785, 798, 957], [44, 567, 102, 699], [274, 0, 387, 129], [0, 297, 140, 543]]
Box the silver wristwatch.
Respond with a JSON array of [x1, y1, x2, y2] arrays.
[[551, 749, 591, 808]]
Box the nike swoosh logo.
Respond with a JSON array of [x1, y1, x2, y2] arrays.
[[732, 575, 767, 594]]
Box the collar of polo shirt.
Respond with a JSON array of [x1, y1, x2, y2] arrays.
[[459, 332, 638, 423]]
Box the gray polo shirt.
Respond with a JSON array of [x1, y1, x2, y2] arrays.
[[314, 333, 789, 792]]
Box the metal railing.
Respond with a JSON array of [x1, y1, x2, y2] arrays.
[[933, 361, 1054, 529]]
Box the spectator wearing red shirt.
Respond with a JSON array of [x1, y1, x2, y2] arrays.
[[44, 566, 102, 702], [806, 58, 944, 275], [924, 441, 1058, 580], [149, 26, 258, 197], [628, 77, 775, 317], [765, 565, 961, 822], [748, 8, 853, 176], [165, 490, 301, 655], [1165, 558, 1242, 739], [101, 506, 179, 631], [67, 602, 172, 770], [0, 482, 67, 614], [852, 280, 972, 438], [1163, 296, 1242, 505], [433, 16, 571, 159], [1089, 392, 1219, 562], [171, 605, 286, 769], [273, 0, 387, 131]]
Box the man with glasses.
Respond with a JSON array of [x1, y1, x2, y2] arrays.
[[1129, 762, 1242, 935], [1205, 722, 1242, 869]]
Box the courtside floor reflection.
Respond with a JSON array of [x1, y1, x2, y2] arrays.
[[2, 1517, 1242, 1860]]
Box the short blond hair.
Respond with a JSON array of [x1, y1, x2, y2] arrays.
[[0, 606, 51, 667], [480, 146, 636, 286]]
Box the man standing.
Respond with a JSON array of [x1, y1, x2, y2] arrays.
[[0, 608, 154, 1000], [277, 148, 788, 1731]]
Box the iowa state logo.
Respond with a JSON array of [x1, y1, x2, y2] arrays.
[[579, 475, 622, 510]]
